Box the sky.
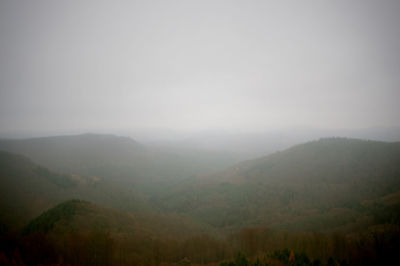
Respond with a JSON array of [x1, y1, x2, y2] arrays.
[[0, 0, 399, 137]]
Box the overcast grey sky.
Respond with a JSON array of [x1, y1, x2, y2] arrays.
[[1, 0, 399, 136]]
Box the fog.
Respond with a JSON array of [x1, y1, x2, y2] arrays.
[[2, 3, 400, 264], [1, 0, 400, 138]]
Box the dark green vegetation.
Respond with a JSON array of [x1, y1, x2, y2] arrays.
[[1, 135, 400, 265]]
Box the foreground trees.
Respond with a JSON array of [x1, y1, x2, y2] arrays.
[[1, 224, 399, 265]]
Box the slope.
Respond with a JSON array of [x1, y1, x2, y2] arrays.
[[23, 199, 212, 239], [0, 151, 151, 229], [0, 133, 238, 191], [153, 138, 400, 232]]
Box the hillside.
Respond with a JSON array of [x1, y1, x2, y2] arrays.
[[1, 137, 400, 265], [23, 200, 212, 239], [0, 151, 151, 229], [3, 137, 399, 233], [0, 151, 78, 227], [0, 133, 238, 190], [0, 133, 143, 172], [153, 138, 400, 232], [12, 200, 215, 265], [222, 137, 400, 184]]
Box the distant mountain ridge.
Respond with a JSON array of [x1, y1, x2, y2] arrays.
[[0, 133, 143, 173], [216, 137, 400, 183], [0, 133, 237, 185]]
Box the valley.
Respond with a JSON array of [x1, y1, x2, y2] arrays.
[[1, 134, 399, 265]]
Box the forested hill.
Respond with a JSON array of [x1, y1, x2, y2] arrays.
[[0, 133, 237, 185], [154, 138, 400, 232], [216, 137, 400, 183], [0, 151, 79, 227], [0, 133, 143, 173], [0, 150, 152, 229], [22, 199, 211, 239], [1, 137, 400, 265]]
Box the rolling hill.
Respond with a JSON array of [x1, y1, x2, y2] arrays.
[[23, 199, 212, 239], [152, 138, 400, 232], [0, 150, 152, 229], [1, 136, 400, 265], [0, 133, 238, 192], [0, 133, 144, 173], [16, 200, 216, 266]]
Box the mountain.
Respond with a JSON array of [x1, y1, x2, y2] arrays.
[[23, 199, 211, 239], [18, 200, 215, 266], [1, 136, 400, 265], [3, 136, 399, 232], [0, 133, 143, 173], [0, 151, 151, 229], [0, 150, 77, 227], [0, 133, 237, 189], [140, 126, 400, 160], [153, 138, 400, 232]]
